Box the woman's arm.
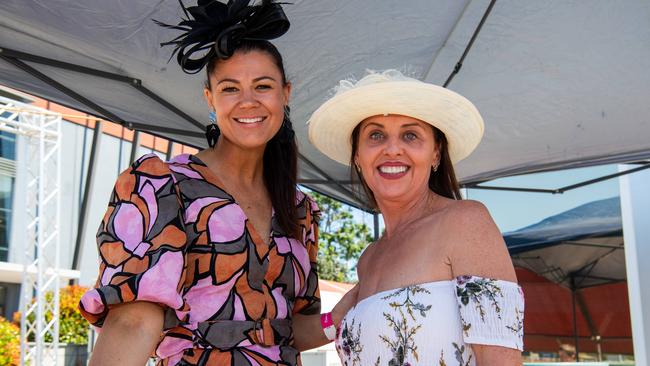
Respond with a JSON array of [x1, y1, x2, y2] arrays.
[[292, 284, 359, 351], [88, 301, 164, 366], [449, 200, 522, 366], [472, 344, 522, 366]]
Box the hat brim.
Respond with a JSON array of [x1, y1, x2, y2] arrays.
[[308, 81, 484, 166]]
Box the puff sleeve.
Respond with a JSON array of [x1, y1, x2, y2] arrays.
[[454, 275, 525, 351], [79, 154, 189, 327], [291, 193, 322, 316]]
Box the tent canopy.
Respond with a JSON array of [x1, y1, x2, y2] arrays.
[[1, 1, 650, 208], [506, 198, 631, 354], [505, 197, 624, 289]]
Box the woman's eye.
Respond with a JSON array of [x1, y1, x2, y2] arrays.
[[256, 84, 272, 90], [369, 131, 384, 140], [221, 86, 238, 93], [404, 132, 418, 141]]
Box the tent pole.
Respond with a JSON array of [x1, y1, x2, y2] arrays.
[[619, 164, 650, 365], [373, 213, 379, 241], [70, 120, 102, 282], [571, 275, 580, 361], [166, 141, 174, 161], [130, 131, 141, 164]]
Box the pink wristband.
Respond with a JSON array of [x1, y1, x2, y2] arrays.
[[320, 312, 336, 341], [320, 312, 334, 328]]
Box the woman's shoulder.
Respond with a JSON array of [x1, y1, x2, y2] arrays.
[[439, 200, 517, 282], [416, 199, 492, 234], [129, 153, 172, 174], [441, 199, 490, 219], [297, 190, 321, 215]]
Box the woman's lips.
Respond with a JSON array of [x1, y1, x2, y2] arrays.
[[377, 163, 410, 179], [234, 116, 267, 124]]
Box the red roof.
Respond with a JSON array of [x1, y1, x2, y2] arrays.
[[319, 279, 354, 294]]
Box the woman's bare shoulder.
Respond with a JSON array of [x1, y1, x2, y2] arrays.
[[440, 199, 517, 282]]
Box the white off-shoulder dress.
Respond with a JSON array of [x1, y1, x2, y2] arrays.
[[335, 276, 524, 366]]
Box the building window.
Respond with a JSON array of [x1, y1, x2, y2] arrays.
[[0, 130, 16, 262]]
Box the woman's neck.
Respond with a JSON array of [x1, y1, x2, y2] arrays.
[[201, 138, 266, 188], [377, 188, 438, 239]]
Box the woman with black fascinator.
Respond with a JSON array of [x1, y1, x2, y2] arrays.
[[79, 1, 357, 365]]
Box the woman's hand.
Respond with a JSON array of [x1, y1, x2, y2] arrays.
[[332, 284, 360, 326], [293, 284, 360, 351]]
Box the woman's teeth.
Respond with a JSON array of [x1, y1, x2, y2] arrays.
[[236, 117, 265, 123], [379, 166, 408, 174]]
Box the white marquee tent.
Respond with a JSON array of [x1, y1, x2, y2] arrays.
[[1, 0, 649, 208], [1, 0, 650, 363]]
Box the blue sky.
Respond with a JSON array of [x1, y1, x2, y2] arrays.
[[466, 164, 620, 233], [351, 164, 621, 235]]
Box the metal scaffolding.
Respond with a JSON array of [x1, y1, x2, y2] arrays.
[[0, 96, 62, 366]]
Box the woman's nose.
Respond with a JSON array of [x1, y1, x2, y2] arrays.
[[383, 136, 403, 156], [238, 88, 260, 108]]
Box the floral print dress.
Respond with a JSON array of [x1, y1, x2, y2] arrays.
[[335, 276, 524, 366], [79, 153, 321, 366]]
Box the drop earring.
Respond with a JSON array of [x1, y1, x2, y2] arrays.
[[205, 110, 220, 148]]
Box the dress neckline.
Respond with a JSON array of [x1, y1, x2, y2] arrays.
[[354, 279, 455, 309], [352, 276, 522, 310], [182, 153, 274, 247]]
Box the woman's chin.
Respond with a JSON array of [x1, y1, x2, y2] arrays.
[[373, 188, 417, 204], [223, 134, 276, 150]]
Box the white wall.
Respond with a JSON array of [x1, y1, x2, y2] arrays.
[[5, 119, 158, 286]]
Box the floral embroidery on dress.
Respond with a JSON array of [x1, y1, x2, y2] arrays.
[[456, 276, 503, 321], [438, 343, 473, 366], [375, 285, 432, 365], [336, 277, 524, 365], [506, 307, 525, 350], [337, 318, 363, 366], [452, 342, 472, 366]]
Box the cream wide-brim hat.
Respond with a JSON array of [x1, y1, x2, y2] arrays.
[[308, 70, 484, 166]]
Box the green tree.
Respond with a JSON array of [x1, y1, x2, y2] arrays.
[[311, 191, 374, 282]]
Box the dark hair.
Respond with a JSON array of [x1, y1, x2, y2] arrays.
[[205, 40, 299, 238], [350, 123, 462, 210], [204, 40, 289, 89]]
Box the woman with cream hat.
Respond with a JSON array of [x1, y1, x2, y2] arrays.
[[309, 70, 524, 365]]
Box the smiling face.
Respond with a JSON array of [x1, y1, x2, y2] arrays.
[[204, 50, 291, 151], [354, 114, 440, 206]]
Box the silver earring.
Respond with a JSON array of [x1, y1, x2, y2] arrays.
[[433, 162, 440, 172]]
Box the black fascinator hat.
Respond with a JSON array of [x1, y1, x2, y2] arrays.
[[155, 0, 290, 74]]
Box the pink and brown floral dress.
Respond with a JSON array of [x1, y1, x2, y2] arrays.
[[79, 153, 321, 366]]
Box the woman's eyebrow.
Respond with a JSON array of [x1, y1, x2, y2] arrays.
[[401, 123, 426, 129], [216, 78, 240, 85], [216, 76, 277, 85], [361, 122, 384, 131], [253, 76, 276, 82]]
